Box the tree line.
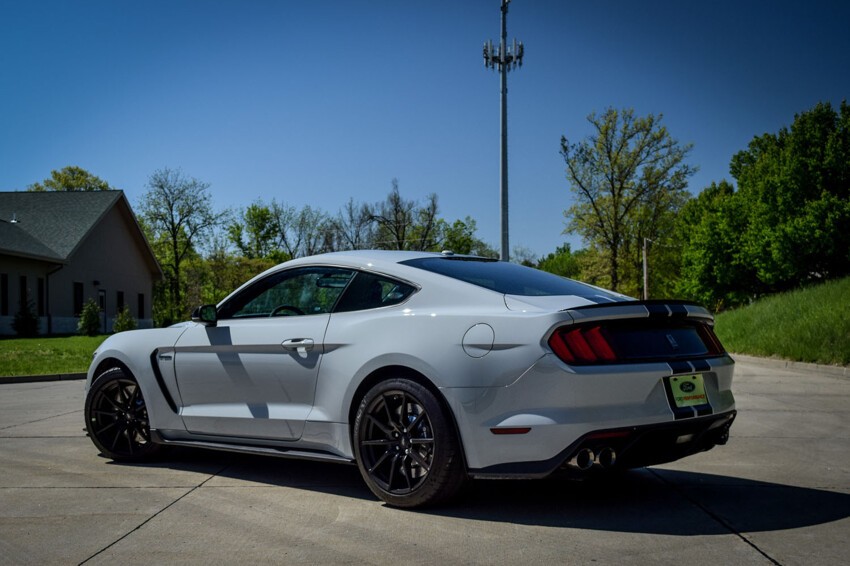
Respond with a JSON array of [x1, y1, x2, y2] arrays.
[[25, 99, 849, 326], [551, 100, 850, 311]]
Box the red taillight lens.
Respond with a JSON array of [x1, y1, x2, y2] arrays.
[[695, 324, 726, 355], [548, 325, 618, 364]]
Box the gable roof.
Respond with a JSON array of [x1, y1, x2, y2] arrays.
[[0, 191, 162, 277]]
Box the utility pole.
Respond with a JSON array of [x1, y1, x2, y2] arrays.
[[483, 0, 523, 262], [643, 238, 652, 300]]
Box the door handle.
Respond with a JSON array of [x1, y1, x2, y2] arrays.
[[282, 338, 314, 352]]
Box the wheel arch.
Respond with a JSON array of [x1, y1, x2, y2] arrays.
[[347, 364, 468, 471], [90, 357, 133, 385]]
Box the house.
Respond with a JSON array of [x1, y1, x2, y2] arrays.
[[0, 190, 162, 335]]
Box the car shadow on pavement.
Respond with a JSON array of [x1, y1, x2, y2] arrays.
[[436, 468, 850, 535], [112, 449, 850, 535]]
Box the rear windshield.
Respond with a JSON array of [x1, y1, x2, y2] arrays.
[[401, 257, 623, 299]]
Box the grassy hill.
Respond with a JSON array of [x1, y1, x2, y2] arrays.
[[714, 276, 850, 366]]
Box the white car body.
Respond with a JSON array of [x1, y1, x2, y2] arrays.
[[85, 250, 736, 506]]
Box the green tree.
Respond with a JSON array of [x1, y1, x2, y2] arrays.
[[12, 300, 39, 337], [138, 168, 227, 324], [537, 244, 582, 279], [228, 201, 289, 261], [78, 299, 102, 336], [28, 166, 113, 191], [112, 305, 138, 333], [436, 216, 496, 257], [561, 108, 694, 294], [678, 101, 850, 308], [675, 181, 754, 309]]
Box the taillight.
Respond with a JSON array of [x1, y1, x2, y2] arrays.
[[548, 325, 618, 364], [695, 324, 725, 356], [547, 321, 726, 365]]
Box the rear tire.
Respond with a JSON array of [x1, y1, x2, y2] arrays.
[[84, 367, 162, 462], [353, 378, 465, 508]]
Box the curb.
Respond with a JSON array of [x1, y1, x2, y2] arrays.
[[0, 373, 86, 384], [731, 353, 849, 378]]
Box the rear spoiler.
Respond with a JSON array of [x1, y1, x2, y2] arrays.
[[564, 300, 714, 325]]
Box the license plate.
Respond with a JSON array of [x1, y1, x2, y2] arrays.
[[668, 374, 708, 408]]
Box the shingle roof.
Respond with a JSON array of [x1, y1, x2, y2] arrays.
[[0, 191, 161, 277]]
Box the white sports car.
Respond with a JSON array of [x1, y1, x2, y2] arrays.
[[85, 250, 736, 507]]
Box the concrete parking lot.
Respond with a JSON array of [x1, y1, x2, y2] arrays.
[[1, 358, 847, 565]]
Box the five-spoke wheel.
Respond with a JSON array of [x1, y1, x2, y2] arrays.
[[353, 378, 464, 508], [84, 368, 161, 461]]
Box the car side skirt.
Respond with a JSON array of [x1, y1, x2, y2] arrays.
[[149, 429, 355, 465]]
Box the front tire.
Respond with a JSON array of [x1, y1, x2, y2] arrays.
[[353, 378, 465, 508], [84, 367, 162, 462]]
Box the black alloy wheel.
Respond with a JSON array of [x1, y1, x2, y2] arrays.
[[353, 378, 465, 508], [85, 368, 161, 461]]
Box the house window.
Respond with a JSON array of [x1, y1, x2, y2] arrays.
[[117, 291, 124, 313], [1, 274, 8, 316], [19, 276, 27, 310], [138, 293, 145, 319], [73, 282, 84, 316], [37, 278, 45, 317], [98, 289, 106, 311]]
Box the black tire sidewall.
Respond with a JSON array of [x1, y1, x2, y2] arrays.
[[353, 377, 464, 508], [84, 367, 161, 462]]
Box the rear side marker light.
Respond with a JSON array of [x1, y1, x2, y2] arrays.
[[490, 427, 532, 435]]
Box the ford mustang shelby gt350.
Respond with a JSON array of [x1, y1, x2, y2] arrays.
[[85, 250, 736, 507]]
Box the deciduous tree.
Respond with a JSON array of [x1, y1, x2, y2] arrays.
[[28, 166, 113, 191], [138, 168, 227, 323], [561, 108, 694, 294]]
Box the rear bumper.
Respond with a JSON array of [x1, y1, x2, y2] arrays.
[[468, 410, 736, 478], [444, 353, 736, 474]]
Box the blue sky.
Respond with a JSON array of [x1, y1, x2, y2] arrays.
[[2, 0, 848, 259]]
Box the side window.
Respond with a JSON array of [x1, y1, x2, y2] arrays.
[[218, 267, 354, 319], [334, 271, 416, 313]]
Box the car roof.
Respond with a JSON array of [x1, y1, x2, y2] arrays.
[[283, 250, 475, 271]]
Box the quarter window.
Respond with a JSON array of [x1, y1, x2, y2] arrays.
[[334, 272, 416, 312]]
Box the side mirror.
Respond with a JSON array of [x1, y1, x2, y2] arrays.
[[191, 304, 218, 326]]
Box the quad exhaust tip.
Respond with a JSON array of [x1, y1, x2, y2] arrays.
[[567, 447, 617, 471], [596, 447, 617, 468], [570, 448, 595, 471]]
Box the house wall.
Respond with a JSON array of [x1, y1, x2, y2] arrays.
[[0, 256, 53, 335], [49, 205, 156, 333]]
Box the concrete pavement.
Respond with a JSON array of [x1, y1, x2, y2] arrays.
[[0, 359, 847, 565]]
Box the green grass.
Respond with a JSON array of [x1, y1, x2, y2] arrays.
[[714, 276, 850, 366], [0, 335, 108, 377]]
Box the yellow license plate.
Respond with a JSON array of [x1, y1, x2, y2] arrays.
[[669, 374, 708, 408]]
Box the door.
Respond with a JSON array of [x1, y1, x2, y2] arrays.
[[172, 266, 354, 440]]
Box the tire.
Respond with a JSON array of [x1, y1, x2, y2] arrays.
[[84, 367, 162, 462], [353, 378, 465, 508]]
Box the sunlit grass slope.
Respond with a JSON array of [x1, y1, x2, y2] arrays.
[[714, 277, 850, 366]]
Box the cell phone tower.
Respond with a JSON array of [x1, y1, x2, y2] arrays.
[[483, 0, 523, 262]]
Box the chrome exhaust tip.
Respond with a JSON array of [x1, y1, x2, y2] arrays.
[[569, 448, 595, 471], [596, 447, 617, 468]]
